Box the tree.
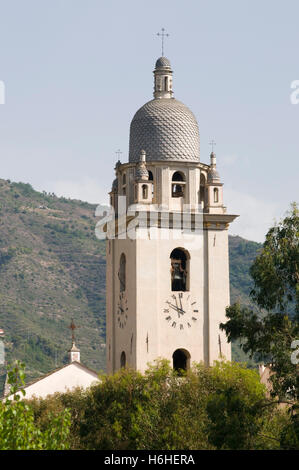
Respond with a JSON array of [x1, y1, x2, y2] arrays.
[[220, 203, 299, 447], [0, 361, 71, 450]]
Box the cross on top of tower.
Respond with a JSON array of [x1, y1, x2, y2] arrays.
[[157, 28, 169, 57], [115, 149, 122, 164], [209, 140, 216, 153]]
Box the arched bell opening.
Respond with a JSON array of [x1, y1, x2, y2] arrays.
[[147, 170, 154, 200], [171, 171, 186, 198], [172, 349, 190, 374], [200, 173, 206, 206], [170, 248, 189, 292], [120, 351, 126, 369]]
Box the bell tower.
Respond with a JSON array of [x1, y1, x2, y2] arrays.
[[105, 56, 238, 374]]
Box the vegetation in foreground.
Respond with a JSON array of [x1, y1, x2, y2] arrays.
[[26, 359, 295, 450], [0, 361, 70, 450], [221, 203, 299, 448]]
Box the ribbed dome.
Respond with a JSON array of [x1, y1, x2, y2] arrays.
[[135, 165, 149, 180], [207, 168, 220, 183], [155, 56, 171, 68], [129, 98, 200, 163]]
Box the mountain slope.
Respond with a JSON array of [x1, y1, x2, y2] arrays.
[[0, 178, 262, 389], [0, 179, 106, 384]]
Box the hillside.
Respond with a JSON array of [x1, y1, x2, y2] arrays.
[[0, 178, 262, 390], [0, 179, 106, 387]]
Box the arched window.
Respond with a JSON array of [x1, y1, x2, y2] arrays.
[[214, 188, 219, 203], [173, 349, 190, 374], [164, 76, 168, 91], [119, 253, 126, 292], [122, 173, 126, 196], [148, 171, 154, 199], [170, 248, 189, 291], [172, 172, 186, 198], [142, 184, 148, 199], [120, 351, 126, 368], [172, 171, 185, 182], [200, 173, 206, 205]]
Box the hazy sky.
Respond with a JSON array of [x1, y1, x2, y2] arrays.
[[0, 0, 298, 242]]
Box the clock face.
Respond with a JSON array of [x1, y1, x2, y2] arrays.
[[163, 292, 199, 330], [117, 292, 128, 329]]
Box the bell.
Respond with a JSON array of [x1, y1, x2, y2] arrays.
[[172, 262, 183, 280]]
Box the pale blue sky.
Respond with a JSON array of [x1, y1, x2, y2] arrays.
[[0, 0, 298, 241]]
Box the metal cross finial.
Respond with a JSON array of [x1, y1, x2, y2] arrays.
[[69, 318, 79, 344], [209, 140, 216, 153], [115, 149, 122, 162], [157, 28, 169, 56]]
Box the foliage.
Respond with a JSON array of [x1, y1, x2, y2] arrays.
[[0, 361, 71, 450], [29, 360, 290, 450], [205, 361, 268, 449], [221, 203, 299, 448], [250, 202, 299, 315]]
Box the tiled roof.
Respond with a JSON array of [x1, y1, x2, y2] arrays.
[[129, 98, 200, 163]]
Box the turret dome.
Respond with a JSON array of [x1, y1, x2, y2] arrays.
[[155, 56, 171, 68]]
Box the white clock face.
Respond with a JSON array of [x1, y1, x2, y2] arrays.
[[117, 292, 128, 329], [163, 292, 199, 330]]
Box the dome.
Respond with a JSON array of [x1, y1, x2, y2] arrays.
[[207, 168, 220, 183], [129, 98, 200, 163], [155, 56, 171, 68], [135, 165, 149, 180]]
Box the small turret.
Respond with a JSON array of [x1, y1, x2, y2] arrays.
[[68, 319, 80, 363], [134, 151, 152, 204], [205, 152, 225, 214], [153, 57, 173, 99], [68, 342, 80, 363]]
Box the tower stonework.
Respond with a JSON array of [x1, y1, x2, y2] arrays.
[[106, 57, 238, 374]]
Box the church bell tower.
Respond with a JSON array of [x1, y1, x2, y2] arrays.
[[105, 56, 238, 374]]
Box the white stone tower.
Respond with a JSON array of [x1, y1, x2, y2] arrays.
[[105, 57, 238, 374]]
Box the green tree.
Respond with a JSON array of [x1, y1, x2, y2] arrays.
[[220, 203, 299, 447], [0, 361, 71, 450], [205, 361, 270, 449], [28, 360, 291, 450]]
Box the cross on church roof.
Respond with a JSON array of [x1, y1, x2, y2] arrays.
[[157, 28, 169, 57], [69, 318, 79, 344]]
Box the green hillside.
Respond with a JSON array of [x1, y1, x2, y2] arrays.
[[0, 178, 262, 391], [0, 179, 106, 388]]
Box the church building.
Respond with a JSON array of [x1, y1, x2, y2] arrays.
[[106, 55, 238, 374]]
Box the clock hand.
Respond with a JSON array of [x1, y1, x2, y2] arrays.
[[174, 295, 180, 311], [179, 295, 183, 312], [166, 301, 185, 315]]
